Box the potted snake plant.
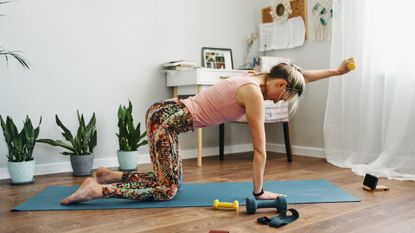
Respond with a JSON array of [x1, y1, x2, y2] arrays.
[[116, 100, 148, 171], [0, 115, 41, 184], [38, 111, 97, 176]]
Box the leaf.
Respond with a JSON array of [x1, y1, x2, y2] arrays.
[[13, 132, 24, 162], [61, 151, 76, 156], [23, 116, 35, 157], [89, 130, 97, 153], [2, 118, 14, 159], [21, 116, 42, 161], [55, 115, 74, 143], [0, 48, 30, 69], [128, 100, 133, 112], [37, 139, 76, 154], [118, 105, 126, 126], [33, 116, 42, 139], [119, 137, 130, 151], [85, 113, 96, 133], [73, 135, 81, 154], [77, 122, 87, 153], [0, 115, 6, 130], [0, 115, 11, 144], [6, 116, 19, 140], [137, 140, 148, 148]]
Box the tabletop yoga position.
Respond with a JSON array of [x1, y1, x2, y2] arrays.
[[60, 58, 355, 205]]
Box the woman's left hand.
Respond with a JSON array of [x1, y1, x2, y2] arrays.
[[255, 190, 287, 200], [337, 57, 356, 75]]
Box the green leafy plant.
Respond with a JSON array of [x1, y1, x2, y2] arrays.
[[0, 115, 42, 162], [1, 1, 30, 69], [38, 111, 97, 156], [0, 48, 30, 69], [117, 100, 147, 151]]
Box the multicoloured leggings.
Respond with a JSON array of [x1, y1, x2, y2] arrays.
[[102, 99, 193, 200]]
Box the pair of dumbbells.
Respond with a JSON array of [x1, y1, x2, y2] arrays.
[[212, 196, 287, 214]]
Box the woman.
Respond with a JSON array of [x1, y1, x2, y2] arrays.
[[60, 58, 355, 205]]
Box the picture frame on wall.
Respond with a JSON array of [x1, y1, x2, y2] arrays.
[[201, 47, 233, 69]]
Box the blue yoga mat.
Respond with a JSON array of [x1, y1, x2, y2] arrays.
[[12, 179, 359, 211]]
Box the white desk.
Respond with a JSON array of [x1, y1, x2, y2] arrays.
[[165, 68, 248, 167]]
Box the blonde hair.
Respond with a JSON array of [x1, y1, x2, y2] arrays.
[[268, 63, 306, 119]]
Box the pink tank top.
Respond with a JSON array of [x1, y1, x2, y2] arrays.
[[182, 75, 259, 128]]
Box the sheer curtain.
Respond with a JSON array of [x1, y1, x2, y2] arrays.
[[324, 0, 415, 180]]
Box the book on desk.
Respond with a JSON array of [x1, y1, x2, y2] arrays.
[[162, 60, 199, 70]]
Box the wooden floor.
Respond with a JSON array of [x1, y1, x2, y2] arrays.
[[1, 152, 415, 233]]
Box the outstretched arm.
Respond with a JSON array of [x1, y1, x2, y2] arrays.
[[237, 84, 285, 200], [302, 57, 355, 83], [243, 86, 266, 196]]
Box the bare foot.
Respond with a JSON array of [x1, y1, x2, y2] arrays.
[[61, 178, 103, 205], [93, 167, 123, 184]]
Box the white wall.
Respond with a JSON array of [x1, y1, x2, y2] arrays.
[[0, 0, 332, 178], [256, 0, 332, 154], [223, 0, 332, 157], [0, 0, 259, 176]]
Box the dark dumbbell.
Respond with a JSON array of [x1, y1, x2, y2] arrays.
[[245, 196, 287, 214]]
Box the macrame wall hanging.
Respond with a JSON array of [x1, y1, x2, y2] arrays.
[[312, 0, 333, 40], [270, 0, 292, 23]]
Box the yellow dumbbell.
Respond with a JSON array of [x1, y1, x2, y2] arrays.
[[213, 199, 239, 211], [347, 62, 356, 70]]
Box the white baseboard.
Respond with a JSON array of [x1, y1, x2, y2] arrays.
[[180, 143, 253, 159], [0, 143, 325, 179], [266, 143, 326, 158]]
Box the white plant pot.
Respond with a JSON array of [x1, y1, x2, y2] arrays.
[[117, 150, 139, 171], [8, 160, 35, 184]]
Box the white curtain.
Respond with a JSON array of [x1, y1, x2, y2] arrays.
[[324, 0, 415, 180]]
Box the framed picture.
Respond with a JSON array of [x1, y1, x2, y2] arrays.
[[201, 47, 233, 69]]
